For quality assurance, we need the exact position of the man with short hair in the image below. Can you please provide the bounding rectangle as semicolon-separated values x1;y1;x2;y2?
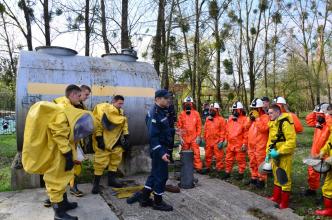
266;104;296;209
261;97;270;114
75;85;91;110
139;89;173;211
54;84;82;107
91;95;130;193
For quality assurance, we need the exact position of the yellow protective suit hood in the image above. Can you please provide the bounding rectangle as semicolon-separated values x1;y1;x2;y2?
22;101;94;174
92;103;129;150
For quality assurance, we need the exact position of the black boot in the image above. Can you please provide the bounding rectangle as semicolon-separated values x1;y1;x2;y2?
153;194;173;211
53;201;78;220
255;180;265;189
107;171;123;188
63;193;78;211
91;175;101;194
127;191;143;204
44;198;51;207
139;188;153;207
235;173;244;180
70;183;83;197
244;178;257;186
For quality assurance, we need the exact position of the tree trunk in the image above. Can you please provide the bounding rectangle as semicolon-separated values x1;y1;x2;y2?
101;0;110;53
153;0;165;77
215;18;221;105
176;0;192;83
43;0;50;46
85;0;90;56
21;0;33;50
121;0;130;49
162;0;175;90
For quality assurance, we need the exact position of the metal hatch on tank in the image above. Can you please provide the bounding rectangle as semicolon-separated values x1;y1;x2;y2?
14;46;160;190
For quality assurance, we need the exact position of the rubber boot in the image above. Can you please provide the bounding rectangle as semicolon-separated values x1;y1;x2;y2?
70;183;83;197
139;187;153;207
108;171;123;188
315;197;332;216
63;193;78;211
268;185;282;203
255;180;265;189
278;191;290;209
244;179;257;186
53;201;78;220
153;194;173;212
44;198;51;208
235;173;244;180
91;175;101;194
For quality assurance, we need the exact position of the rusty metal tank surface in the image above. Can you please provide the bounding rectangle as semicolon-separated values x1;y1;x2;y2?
16;47;159;151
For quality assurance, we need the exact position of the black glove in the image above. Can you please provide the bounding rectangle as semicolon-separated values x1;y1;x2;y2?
96;136;105;150
63;150;74;171
121;134;130;151
317;116;325;124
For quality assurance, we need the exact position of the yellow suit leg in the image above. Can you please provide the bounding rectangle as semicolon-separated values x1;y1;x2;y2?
323;171;332;199
94;148;112;175
108;146;124;172
272;155;292;192
43;150;74;203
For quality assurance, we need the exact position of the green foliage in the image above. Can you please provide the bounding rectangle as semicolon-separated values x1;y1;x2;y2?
223;59;233;75
0;3;5;13
272;11;282;24
258;0;269;11
223;82;230;90
250;27;257;35
209;0;219;20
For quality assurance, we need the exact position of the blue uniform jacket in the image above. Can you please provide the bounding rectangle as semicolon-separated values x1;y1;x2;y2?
146;104;174;158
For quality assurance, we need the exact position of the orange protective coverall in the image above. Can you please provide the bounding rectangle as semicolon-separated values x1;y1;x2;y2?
203;115;227;171
247;113;269;181
177;109;203;170
278;105;303;134
225;114;248;174
306;112;330;190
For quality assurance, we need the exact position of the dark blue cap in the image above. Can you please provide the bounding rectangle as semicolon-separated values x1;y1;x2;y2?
155;89;171;98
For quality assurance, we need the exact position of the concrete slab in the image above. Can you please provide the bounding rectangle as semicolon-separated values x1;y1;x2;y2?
101;174;303;220
0;184;119;220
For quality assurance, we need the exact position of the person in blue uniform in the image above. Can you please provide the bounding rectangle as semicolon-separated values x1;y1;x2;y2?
139;89;173;211
166;92;177;163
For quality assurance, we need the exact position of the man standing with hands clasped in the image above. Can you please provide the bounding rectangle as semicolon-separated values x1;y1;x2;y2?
140;89;174;212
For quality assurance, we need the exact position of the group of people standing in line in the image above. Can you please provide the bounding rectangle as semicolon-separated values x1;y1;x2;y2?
21;84;332;219
144;91;332;217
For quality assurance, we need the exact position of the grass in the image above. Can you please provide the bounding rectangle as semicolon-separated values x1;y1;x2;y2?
0;134;17;191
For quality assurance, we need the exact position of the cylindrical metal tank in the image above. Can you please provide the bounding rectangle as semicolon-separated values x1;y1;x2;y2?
14;47;159;186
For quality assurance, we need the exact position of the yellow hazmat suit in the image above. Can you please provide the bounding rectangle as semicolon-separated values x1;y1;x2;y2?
53;96;73;107
320;139;332;199
93;103;129;175
266;113;296;192
22;101;94;203
54;96;83;181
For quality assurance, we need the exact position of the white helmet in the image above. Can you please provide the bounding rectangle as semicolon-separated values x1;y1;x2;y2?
250;98;264;108
319;103;329;114
210;102;220;109
232;101;244;109
184;96;193;103
274;96;287;104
